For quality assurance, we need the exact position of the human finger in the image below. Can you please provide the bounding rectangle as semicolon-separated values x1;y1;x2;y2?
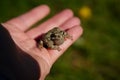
26;9;73;39
60;17;81;30
6;5;50;31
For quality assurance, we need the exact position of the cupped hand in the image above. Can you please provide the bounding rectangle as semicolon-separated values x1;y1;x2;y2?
2;5;83;80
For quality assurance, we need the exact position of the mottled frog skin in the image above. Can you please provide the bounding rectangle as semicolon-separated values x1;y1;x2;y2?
39;27;72;51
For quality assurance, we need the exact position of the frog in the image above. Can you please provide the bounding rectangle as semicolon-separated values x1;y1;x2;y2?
38;27;72;51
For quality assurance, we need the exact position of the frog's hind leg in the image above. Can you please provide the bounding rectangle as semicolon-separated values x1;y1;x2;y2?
51;45;61;51
65;33;73;40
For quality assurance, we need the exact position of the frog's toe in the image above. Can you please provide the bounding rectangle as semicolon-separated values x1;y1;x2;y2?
57;47;61;51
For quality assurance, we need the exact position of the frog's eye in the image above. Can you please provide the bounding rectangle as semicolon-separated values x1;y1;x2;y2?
60;31;64;34
54;27;59;31
63;32;67;35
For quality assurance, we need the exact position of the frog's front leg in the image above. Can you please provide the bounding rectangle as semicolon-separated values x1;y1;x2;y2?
47;43;61;51
45;41;61;51
51;45;61;51
38;40;44;48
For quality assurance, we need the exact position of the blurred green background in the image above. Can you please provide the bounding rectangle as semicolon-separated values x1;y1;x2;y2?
0;0;120;80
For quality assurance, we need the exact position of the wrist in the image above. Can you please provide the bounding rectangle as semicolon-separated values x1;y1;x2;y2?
0;24;40;80
33;56;51;80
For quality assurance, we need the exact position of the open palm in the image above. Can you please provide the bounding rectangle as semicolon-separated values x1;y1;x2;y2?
2;5;83;80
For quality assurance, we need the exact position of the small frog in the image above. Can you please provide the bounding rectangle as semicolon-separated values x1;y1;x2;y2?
38;27;72;51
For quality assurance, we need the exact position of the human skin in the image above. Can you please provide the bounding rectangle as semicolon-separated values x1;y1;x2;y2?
2;5;83;80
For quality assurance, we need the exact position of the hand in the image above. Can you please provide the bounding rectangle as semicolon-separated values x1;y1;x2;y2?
2;5;83;80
